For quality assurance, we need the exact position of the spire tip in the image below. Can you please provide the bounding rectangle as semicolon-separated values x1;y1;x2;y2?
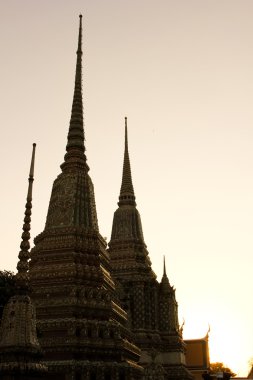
163;255;167;276
62;11;86;169
119;117;135;205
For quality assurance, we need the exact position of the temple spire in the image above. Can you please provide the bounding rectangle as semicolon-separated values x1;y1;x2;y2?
63;14;87;168
16;143;36;293
0;142;47;378
163;255;166;276
119;117;136;206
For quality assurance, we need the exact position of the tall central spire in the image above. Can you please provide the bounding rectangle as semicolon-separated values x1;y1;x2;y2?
63;14;87;169
44;14;98;231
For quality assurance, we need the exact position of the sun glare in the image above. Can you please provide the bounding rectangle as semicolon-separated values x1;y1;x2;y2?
183;308;250;377
208;314;250;376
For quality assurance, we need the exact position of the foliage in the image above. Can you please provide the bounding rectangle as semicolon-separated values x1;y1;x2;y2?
210;362;236;377
248;358;253;378
0;270;16;319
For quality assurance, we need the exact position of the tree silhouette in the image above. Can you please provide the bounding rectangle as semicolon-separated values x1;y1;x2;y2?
0;270;16;319
210;362;236;378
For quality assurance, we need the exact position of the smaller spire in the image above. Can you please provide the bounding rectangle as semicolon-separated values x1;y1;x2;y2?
160;255;171;291
0;143;47;377
119;117;136;206
16;143;36;293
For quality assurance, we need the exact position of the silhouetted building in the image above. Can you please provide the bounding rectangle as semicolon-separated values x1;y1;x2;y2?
0;15;210;380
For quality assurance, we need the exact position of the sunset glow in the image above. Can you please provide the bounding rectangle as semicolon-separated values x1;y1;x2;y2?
1;1;253;376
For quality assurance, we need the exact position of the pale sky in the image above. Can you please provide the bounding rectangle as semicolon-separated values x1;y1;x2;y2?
0;0;253;376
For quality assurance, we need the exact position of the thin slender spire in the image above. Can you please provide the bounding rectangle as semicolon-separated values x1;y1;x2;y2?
119;117;136;206
0;143;48;376
16;143;36;294
63;14;87;168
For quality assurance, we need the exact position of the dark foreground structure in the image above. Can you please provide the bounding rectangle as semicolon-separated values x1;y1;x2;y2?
0;16;208;380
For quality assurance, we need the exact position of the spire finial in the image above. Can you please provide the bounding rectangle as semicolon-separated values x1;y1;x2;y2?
77;14;82;53
163;255;166;276
62;15;87;169
119;117;136;206
16;143;36;293
125;116;128;150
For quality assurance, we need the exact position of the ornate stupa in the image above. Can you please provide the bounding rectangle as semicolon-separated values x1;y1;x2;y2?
0;144;47;379
108;118;193;380
29;15;143;380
